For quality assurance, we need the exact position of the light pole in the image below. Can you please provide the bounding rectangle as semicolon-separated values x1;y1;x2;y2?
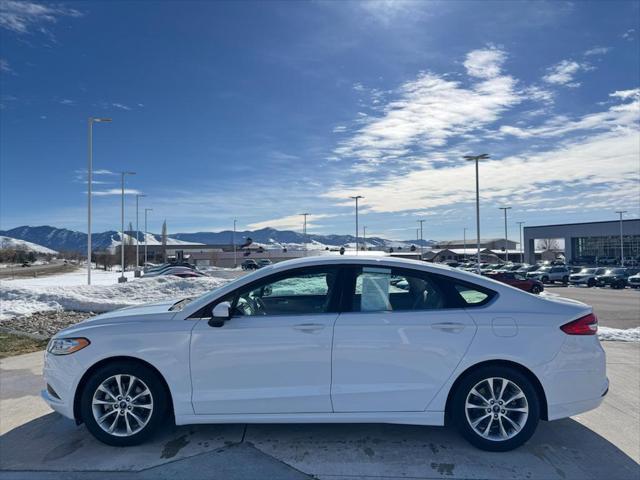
463;227;467;260
300;213;309;255
463;154;489;273
233;219;237;268
350;196;364;254
516;221;525;263
144;208;152;267
119;171;136;283
87;117;111;285
135;193;146;276
616;211;627;266
417;220;425;259
499;206;512;262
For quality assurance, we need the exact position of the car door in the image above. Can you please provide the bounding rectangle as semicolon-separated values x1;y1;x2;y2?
331;266;481;412
190;265;342;415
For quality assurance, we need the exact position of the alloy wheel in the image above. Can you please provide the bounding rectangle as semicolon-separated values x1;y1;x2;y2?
91;374;154;437
464;377;529;442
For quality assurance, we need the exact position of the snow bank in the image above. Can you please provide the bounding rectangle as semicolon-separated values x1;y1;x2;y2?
0;275;231;321
598;326;640;342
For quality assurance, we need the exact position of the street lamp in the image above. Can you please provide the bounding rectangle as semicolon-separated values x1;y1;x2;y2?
499;206;512;262
463;227;467;260
463;153;489;273
300;213;309;255
417;219;425;259
350;196;364;254
135;193;146;276
516;221;525;263
616;211;627;266
144;208;153;267
87;116;112;285
233;219;237;268
119;171;136;283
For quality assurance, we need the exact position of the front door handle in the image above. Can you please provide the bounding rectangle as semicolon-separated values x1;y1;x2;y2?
431;322;465;332
293;323;324;332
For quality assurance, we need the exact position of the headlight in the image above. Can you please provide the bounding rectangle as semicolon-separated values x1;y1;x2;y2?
47;337;90;355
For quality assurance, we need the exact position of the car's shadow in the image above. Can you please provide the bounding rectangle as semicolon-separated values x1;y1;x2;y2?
1;413;638;479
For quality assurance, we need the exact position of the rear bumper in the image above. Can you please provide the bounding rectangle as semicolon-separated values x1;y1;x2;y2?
547;377;609;421
538;336;608;421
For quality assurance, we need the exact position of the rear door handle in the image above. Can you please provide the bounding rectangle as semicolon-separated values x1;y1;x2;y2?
432;322;465;332
293;323;324;332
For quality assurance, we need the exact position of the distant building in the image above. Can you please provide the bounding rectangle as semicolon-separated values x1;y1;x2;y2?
524;219;640;265
433;238;518;251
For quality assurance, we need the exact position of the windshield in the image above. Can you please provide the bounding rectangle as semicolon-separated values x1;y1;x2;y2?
538;267;551;272
607;269;626;275
580;268;596;274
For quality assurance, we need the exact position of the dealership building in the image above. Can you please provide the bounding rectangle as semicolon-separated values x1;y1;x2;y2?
523;219;640;265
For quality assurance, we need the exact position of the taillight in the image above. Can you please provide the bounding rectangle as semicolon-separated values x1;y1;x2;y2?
560;313;598;335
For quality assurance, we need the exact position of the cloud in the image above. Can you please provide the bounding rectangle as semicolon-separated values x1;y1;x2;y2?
499;91;639;138
323;90;639;216
584;46;610;56
92;188;142;197
622;29;635;41
542;60;588;87
463;46;507;79
0;0;82;34
247;213;335;231
610;88;640;100
112;102;131;111
332;47;520;170
0;58;12;73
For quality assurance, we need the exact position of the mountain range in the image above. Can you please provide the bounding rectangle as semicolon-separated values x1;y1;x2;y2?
0;225;434;254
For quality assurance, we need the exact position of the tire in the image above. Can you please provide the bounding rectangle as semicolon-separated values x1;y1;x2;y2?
587;278;595;288
451;365;540;452
530;285;541;294
541;276;549;284
80;360;169;446
562;276;569;285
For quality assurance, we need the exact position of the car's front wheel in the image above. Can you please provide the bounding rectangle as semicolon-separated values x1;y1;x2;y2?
80;361;169;446
452;366;540;452
530;285;542;294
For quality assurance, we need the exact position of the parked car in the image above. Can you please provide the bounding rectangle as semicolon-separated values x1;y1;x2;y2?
595;268;629;289
628;273;640;289
569;268;607;287
42;256;607;452
485;272;544;294
241;259;259;270
527;266;570;284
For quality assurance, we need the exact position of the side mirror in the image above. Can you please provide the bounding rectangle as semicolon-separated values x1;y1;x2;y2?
208;301;231;328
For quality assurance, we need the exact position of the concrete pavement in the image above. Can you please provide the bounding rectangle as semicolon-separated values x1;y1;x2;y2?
1;343;638;479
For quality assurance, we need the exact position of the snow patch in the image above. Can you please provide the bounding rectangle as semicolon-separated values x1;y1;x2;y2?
0;275;230;320
0;236;58;255
598;326;640;342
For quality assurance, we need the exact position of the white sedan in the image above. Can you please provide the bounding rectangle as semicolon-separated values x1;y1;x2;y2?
42;256;608;451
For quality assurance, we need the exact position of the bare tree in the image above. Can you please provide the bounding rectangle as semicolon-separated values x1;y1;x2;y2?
537;238;560;251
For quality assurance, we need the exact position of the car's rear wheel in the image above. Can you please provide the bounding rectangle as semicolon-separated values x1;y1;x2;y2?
530;285;542;294
80;361;169;446
452;366;540;452
587;278;595;287
541;276;549;283
562;276;569;285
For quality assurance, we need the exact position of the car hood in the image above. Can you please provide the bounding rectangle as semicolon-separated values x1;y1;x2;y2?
80;299;181;324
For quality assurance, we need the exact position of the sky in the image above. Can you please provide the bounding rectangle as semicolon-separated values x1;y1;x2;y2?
1;0;639;241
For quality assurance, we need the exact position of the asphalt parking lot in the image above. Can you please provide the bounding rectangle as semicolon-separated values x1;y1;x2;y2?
543;285;640;329
0;340;638;480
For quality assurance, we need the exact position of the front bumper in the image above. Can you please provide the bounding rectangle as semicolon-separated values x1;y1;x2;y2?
41;351;85;421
